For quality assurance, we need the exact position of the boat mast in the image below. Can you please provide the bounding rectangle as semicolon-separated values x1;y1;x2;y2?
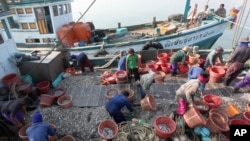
183;0;191;23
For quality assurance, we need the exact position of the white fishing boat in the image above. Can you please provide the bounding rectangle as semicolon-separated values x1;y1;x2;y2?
0;0;240;57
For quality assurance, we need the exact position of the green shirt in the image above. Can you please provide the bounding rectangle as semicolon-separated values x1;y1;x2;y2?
170;50;186;64
126;54;138;69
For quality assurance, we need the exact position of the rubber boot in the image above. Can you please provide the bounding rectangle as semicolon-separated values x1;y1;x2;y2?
176;100;187;115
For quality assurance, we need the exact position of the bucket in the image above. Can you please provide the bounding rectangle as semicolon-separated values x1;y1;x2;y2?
160;63;171;73
203;94;222;109
115;70;127;81
98;119;118;140
57;95;73;108
209;109;229;123
157;53;168;63
105;75;116;84
206;112;229;133
50;87;66;100
105;88;119;100
60;135;75;141
154;71;166;82
40;94;54;107
65;67;76;76
101;70;112;79
36;81;50;93
194;100;209;113
17;82;31;95
246;103;250;111
154;116;176;139
189;54;200;64
115;78;128;84
243;111;250;123
119;88;134;102
209;66;225;83
147;64;159;72
223;103;241;118
139;64;148;74
18;124;31;141
222;119;249;138
140;94;156;110
178;64;188;74
183;107;207;128
2;73;20;88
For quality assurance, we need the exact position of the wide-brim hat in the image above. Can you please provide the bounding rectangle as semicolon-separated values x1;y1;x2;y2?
182;46;189;51
240;37;250;43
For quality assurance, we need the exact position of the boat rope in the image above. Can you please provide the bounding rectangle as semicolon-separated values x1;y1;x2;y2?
232;0;248;49
93;54;120;69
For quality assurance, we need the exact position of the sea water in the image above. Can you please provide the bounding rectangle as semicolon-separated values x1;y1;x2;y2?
72;0;250;50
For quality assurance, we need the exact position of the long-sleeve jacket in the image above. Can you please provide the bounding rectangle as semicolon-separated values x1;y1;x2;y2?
206;50;223;66
188;66;203;79
140;70;155;93
170;50;186;64
105;94;133;114
26;122;56;141
176;79;203;103
118;55;127;71
228;46;250;64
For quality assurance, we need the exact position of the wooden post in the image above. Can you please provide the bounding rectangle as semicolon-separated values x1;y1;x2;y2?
152;17;157;28
118;22;121;28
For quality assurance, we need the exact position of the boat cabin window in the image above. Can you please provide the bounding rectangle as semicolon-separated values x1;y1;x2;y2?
10;9;16;14
58;5;63;15
25;38;40;43
68;4;72;13
0;23;3;29
0;34;4;44
21;23;28;29
17;8;24;14
53;6;59;16
25;8;33;14
63;4;68;14
29;23;36;29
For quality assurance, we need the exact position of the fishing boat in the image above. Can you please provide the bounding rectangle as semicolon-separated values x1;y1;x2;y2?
1;0;240;57
0;10;20;87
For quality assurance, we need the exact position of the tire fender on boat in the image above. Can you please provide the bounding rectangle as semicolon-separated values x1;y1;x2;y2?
142;41;163;50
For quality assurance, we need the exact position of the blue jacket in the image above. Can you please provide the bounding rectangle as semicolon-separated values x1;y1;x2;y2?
188;66;203;80
105;94;133;114
26;122;56;141
118;56;127;71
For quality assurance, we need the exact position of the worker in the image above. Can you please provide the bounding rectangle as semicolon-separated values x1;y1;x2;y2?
170;46;189;76
105;91;133;123
118;51;127;71
197;5;209;21
175;71;209;115
224;37;250;86
215;4;226;18
126;48;140;83
26;111;56;141
138;69;156;99
232;69;250;93
70;52;94;72
188;63;203;80
1;96;33;128
203;46;224;70
187;3;198;26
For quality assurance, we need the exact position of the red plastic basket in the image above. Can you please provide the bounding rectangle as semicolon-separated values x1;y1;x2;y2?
154;116;176;139
98;119;118;140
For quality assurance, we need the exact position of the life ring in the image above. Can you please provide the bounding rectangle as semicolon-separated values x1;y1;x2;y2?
142;41;163;50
